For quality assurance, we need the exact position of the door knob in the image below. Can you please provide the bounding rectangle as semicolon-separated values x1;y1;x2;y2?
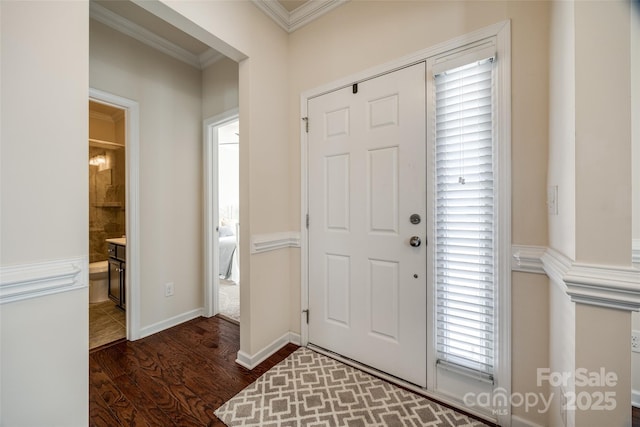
409;236;421;247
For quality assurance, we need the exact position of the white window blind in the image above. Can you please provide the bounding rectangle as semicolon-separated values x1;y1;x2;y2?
434;56;496;380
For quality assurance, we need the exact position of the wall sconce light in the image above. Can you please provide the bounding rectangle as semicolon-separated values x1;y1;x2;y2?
89;154;106;166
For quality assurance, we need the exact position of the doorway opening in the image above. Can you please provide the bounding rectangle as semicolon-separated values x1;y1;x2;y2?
89;88;141;344
88;100;127;350
204;110;240;322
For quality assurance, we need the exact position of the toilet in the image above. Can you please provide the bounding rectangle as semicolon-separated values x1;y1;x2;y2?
89;260;109;303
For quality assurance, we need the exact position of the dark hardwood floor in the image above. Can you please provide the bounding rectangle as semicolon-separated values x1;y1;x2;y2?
90;316;640;426
89;315;298;426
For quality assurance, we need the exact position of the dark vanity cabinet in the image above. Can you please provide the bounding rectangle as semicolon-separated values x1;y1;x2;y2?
108;242;126;310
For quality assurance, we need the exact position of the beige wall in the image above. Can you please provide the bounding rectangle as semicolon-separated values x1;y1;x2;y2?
287;2;551;423
512;273;550;426
574;0;631;266
633;0;640;403
633;5;640;243
202;57;239;120
90;20;204;328
0;1;89;425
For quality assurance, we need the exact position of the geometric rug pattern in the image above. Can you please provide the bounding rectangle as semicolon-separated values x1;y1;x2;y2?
215;347;489;427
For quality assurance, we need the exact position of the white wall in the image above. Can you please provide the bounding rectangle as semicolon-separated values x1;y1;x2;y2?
548;0;576;261
90;20;204;329
547;5;577;426
287;2;551;425
0;1;89;425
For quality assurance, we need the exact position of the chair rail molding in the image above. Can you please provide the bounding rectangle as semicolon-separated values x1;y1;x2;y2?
0;256;88;304
513;245;640;310
511;244;546;274
250;232;300;254
563;262;640;311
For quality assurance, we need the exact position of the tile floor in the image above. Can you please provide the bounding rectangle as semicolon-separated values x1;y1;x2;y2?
89;300;125;350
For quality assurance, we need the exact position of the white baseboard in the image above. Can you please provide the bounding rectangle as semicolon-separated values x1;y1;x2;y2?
236;331;300;370
633;389;640;408
138;307;203;339
511;415;545;427
0;256;88;304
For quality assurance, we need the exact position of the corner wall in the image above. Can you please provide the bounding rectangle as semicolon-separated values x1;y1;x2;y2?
547;1;635;425
141;0;293;358
0;2;89;425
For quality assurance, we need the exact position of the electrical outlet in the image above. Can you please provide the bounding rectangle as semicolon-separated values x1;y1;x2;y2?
633;330;640;353
165;282;174;297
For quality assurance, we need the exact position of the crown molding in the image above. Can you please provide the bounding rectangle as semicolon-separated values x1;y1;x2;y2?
252;0;348;33
90;2;221;70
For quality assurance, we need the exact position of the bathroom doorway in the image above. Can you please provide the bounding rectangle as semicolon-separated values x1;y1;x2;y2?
88;100;127;350
204;110;240;322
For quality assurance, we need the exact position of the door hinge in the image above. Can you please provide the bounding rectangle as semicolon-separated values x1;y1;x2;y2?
302;309;309;324
302;117;309;133
306;214;309;229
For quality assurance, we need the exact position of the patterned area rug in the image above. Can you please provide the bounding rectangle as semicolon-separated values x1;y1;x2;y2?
215;347;488;427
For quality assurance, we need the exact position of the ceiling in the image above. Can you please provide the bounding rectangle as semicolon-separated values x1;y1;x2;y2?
279;1;309;12
94;0;211;56
89;0;345;70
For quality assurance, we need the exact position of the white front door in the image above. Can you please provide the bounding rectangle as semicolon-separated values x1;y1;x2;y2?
307;63;427;387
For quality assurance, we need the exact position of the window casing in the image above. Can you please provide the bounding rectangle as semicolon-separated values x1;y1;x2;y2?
434;57;496;380
426;29;510;423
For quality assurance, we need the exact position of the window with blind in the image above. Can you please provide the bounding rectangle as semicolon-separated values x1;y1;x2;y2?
434;56;496;380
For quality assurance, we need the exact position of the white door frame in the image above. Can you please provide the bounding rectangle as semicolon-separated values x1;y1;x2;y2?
300;20;511;425
89;88;141;340
203;108;239;318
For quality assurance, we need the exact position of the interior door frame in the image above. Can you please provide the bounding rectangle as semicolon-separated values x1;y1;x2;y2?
300;20;511;425
89;88;141;340
203;108;239;318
